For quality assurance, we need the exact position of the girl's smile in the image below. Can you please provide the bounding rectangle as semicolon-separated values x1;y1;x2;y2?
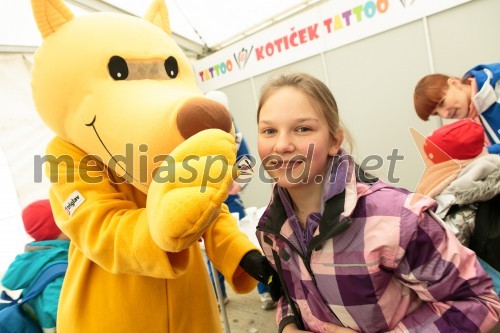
266;157;305;170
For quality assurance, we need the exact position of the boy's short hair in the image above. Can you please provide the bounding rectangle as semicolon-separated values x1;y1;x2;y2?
22;199;61;241
413;74;449;120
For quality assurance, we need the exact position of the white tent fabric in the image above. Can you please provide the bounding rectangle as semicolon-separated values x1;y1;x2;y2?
0;147;31;278
104;0;310;48
0;0;311;56
0;54;53;274
0;54;53;208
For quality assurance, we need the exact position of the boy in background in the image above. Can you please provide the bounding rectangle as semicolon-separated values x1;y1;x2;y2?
2;199;69;332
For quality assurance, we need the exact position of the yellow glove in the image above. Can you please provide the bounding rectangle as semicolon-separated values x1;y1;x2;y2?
146;129;237;252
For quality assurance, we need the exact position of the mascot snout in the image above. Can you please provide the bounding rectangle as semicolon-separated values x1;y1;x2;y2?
177;98;233;139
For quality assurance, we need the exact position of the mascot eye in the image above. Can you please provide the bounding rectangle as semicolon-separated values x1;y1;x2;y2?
164;56;179;79
108;56;129;80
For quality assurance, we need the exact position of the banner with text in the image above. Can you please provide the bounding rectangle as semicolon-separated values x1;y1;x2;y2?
192;0;470;91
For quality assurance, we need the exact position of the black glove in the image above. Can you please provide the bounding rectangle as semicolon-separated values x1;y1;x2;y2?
239;250;282;302
266;261;282;302
239;250;269;283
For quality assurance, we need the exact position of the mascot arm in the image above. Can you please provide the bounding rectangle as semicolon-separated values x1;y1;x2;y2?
203;205;258;294
46;138;189;278
147;129;238;253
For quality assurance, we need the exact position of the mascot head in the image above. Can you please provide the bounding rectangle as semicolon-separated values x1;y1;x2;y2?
31;0;232;193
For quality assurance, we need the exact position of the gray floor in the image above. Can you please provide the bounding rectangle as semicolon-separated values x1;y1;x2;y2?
222;283;278;333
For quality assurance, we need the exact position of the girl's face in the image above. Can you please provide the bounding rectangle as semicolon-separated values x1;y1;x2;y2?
433;79;471;119
258;87;341;190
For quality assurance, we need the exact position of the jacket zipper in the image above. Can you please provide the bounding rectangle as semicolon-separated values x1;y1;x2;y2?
257;226;340;323
257;226;316;282
257;226;306;261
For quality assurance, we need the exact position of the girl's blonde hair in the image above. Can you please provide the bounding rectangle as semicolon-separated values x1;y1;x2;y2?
257;72;352;151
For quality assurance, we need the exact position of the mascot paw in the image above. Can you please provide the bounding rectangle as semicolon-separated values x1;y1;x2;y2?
147;129;237;252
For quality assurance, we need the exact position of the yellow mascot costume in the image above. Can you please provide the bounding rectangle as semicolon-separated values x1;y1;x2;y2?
30;0;259;331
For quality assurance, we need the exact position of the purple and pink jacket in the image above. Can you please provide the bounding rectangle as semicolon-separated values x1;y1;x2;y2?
256;154;500;333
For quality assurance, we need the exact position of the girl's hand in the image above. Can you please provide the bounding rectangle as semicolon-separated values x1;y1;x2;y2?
323;323;357;333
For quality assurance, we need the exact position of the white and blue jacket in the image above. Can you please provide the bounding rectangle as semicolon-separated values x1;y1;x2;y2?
464;63;500;152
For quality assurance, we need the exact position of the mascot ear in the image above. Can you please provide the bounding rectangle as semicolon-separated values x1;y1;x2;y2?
31;0;74;39
145;0;172;35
